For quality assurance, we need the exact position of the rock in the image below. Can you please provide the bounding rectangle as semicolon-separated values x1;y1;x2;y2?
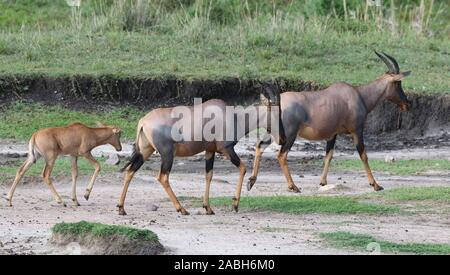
106;153;120;165
384;155;395;163
318;184;349;192
149;204;158;211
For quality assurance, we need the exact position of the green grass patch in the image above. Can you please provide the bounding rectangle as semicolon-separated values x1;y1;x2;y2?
0;156;117;183
52;221;159;242
375;187;450;202
321;231;450;255
331;159;450;175
209;196;399;215
0;102;144;140
0;1;448;92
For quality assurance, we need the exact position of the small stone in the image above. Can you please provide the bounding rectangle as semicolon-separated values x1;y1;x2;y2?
106;153;120;165
318;184;349;192
384;155;395;163
150;204;158;211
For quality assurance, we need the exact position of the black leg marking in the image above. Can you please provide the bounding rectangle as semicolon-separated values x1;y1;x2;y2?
326;135;337;154
160;153;174;175
205;152;215;173
280;134;296;154
225;146;241;168
355;135;365;156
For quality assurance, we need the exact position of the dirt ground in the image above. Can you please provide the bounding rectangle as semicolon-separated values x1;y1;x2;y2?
0;138;449;255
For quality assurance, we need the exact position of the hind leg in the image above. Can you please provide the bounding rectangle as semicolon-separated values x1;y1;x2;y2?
42;156;66;206
157;146;189;215
248;134;272;191
7;156;36;206
224;146;246;213
118;146;155;215
71;157;80;206
203;151;215;215
83;153;101;201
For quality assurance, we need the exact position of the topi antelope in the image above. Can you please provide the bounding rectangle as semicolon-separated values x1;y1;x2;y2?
247;51;411;192
7;122;122;207
118;97;281;216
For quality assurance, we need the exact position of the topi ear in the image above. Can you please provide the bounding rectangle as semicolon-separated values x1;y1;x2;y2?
96;121;106;128
391;71;411;81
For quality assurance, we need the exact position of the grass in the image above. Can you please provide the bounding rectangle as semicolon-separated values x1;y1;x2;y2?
209;195;399;215
321;231;450;254
52;221;159;242
331;159;450;175
0;102;144;140
0;1;448;93
373;187;450;202
0;156;118;183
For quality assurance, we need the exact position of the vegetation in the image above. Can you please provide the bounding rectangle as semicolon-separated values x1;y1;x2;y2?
373;186;450;202
321;231;450;254
0;0;448;92
209;195;399;215
330;159;450;175
52;221;159;242
0;102;143;140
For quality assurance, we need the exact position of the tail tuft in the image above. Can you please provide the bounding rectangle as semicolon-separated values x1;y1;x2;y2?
120;145;144;172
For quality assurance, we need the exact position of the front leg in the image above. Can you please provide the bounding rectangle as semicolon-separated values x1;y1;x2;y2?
71;157;80;206
277;136;301;193
352;130;384;191
203;151;215;215
83;153;101;201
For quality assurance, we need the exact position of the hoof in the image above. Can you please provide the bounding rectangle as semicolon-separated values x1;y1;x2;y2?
247;176;257;191
179;208;190;215
319;181;327;186
84;194;90;201
288;185;301;193
72;199;81;206
60;202;67;207
232;204;239;213
118;207;127;216
203;205;215;215
374;185;384;191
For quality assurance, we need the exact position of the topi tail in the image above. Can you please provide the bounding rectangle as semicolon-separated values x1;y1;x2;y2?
120;123;145;172
120;144;144;172
28;134;39;163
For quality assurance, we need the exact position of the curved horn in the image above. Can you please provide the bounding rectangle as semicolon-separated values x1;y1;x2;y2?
374;50;399;74
381;51;400;74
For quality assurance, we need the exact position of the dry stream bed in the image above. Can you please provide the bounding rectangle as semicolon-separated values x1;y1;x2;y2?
0;139;449;255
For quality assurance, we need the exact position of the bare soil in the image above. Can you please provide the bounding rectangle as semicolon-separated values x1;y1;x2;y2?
0;139;449;255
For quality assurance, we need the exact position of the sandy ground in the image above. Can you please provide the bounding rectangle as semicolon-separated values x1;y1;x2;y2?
0;138;449;255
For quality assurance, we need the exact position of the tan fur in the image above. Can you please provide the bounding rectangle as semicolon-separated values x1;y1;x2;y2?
7;122;122;207
117;99;250;215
